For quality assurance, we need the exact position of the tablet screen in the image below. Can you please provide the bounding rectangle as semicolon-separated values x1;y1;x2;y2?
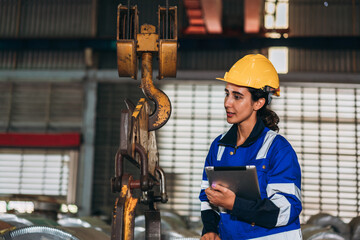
205;165;261;200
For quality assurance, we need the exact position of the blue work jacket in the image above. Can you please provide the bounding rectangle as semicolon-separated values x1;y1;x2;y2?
199;120;302;240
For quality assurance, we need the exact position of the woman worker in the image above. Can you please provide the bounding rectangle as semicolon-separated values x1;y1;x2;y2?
199;54;302;240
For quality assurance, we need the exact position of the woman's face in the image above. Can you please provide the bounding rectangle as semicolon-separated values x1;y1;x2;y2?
224;83;262;125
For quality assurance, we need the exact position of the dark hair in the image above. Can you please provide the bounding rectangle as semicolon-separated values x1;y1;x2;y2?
248;87;279;132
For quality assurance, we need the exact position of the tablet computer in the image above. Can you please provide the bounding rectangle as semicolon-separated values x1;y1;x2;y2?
205;165;261;200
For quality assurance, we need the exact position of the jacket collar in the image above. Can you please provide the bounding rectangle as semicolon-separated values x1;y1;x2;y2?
218;118;265;148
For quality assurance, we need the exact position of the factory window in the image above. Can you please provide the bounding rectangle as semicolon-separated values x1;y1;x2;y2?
264;0;288;29
0;149;78;206
0;82;83;133
0;82;83;213
269;47;288;74
272;85;360;223
264;0;289;38
157;83;230;218
157;82;360;223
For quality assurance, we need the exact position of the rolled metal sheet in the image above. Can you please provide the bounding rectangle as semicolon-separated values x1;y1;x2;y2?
306;213;350;240
301;224;324;236
57;217;111;237
57;218;92;228
0;214;33;228
349;216;360;240
2;226;79;240
303;228;346;240
57;227;110;240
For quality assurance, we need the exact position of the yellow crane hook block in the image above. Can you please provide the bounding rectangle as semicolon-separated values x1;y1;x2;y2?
116;4;138;79
158;6;178;79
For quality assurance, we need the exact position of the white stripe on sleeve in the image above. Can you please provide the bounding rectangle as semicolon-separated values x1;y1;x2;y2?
217;132;227;161
270;193;291;227
256;130;277;160
201;201;212;211
266;183;302;201
217;146;225;161
201;180;209;189
201;202;220;215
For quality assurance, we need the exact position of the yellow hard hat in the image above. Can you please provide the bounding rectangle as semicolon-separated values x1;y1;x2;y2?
216;54;280;96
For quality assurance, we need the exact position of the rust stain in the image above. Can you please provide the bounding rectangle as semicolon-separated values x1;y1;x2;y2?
123;197;138;240
121;185;128;196
122;184;138;240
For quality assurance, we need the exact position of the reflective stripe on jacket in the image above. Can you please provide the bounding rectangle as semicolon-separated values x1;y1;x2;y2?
199;124;302;240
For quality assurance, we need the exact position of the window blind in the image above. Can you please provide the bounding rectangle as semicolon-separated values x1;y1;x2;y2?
272;85;360;223
0;82;83;132
0;149;78;202
157;83;231;218
156;82;360;223
92;83;145;214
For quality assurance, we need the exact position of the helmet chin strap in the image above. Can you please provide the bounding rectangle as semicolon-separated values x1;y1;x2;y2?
267;92;273;105
263;86;274;105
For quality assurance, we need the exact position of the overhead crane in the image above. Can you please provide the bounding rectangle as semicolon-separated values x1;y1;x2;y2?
110;1;178;239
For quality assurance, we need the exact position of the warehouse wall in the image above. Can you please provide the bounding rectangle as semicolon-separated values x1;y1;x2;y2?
289;0;360;36
0;0;359;223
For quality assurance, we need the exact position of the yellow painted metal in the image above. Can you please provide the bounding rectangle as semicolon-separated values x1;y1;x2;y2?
158;40;177;79
129;98;147;165
122;185;138;240
116;9;176;127
116;41;137;79
111;183;138;240
116;4;138;41
141;24;156;34
113;3;177;240
157;6;178;40
129;98;159;175
137;34;159;52
137;24;159;52
116;4;138;79
141;53;171;131
131;98;146;119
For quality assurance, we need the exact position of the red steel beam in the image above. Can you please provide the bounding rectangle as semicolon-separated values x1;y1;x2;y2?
184;26;207;34
183;0;201;9
244;0;261;33
0;133;81;148
201;0;223;34
189;18;205;25
186;9;203;18
184;0;207;35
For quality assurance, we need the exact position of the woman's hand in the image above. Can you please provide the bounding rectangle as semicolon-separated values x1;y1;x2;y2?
205;184;236;210
200;232;221;240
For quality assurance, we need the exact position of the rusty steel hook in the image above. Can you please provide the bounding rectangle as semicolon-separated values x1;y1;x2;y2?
155;166;168;203
141;52;172;131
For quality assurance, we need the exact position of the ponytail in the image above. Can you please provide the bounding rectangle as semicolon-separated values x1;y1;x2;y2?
248;87;280;132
